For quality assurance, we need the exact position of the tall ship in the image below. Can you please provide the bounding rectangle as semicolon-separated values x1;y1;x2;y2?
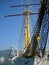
0;0;49;65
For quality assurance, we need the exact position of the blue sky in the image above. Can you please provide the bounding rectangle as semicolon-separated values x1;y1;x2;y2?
0;0;49;51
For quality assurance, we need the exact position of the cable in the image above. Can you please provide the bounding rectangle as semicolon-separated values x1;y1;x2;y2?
17;16;25;50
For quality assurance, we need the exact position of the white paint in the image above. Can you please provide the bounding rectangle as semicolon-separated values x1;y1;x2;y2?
0;57;5;63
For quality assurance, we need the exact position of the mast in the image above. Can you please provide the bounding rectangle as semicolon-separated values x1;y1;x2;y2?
24;0;32;50
4;0;39;57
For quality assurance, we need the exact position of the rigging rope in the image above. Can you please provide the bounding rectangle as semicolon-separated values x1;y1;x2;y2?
17;16;25;50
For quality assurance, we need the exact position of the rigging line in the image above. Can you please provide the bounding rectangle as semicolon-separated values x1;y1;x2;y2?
30;16;37;38
17;16;25;47
30;5;40;13
31;3;42;38
31;24;35;38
